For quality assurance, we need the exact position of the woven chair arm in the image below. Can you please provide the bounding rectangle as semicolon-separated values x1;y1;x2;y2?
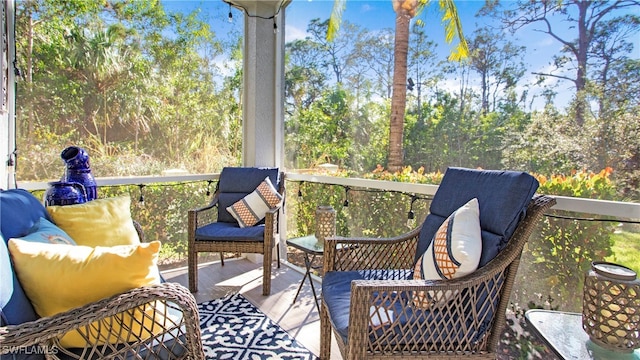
0;283;204;359
264;205;281;221
188;196;220;230
324;226;422;273
351;274;503;299
189;194;219;215
264;205;281;242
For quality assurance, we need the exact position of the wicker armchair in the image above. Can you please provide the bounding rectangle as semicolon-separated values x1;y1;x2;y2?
0;282;205;359
320;168;556;359
188;167;285;296
0;190;204;360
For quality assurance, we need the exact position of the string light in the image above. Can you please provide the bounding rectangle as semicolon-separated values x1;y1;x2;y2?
223;0;285;36
206;180;213;196
343;186;350;207
138;184;145;205
407;194;418;220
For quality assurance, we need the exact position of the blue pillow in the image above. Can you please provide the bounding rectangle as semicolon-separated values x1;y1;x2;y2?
0;190;44;327
0;234;13;312
14;218;76;245
0;234;39;327
0;189;51;240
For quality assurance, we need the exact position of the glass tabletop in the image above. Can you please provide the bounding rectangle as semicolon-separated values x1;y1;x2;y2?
525;309;640;360
286;235;324;255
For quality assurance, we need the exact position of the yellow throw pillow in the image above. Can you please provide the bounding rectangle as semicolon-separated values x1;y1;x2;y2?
8;239;164;348
47;196;140;247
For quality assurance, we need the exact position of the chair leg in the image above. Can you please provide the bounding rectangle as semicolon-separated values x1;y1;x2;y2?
188;249;198;293
262;249;273;296
276;241;281;269
320;300;331;359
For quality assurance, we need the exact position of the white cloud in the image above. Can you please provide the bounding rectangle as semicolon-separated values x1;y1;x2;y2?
360;4;373;13
535;37;556;48
438;77;461;95
285;24;308;43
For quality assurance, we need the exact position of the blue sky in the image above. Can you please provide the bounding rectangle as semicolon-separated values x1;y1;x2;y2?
163;0;639;111
285;0;487;45
283;0;571;109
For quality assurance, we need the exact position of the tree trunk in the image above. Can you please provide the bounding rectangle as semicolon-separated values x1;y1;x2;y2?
574;0;590;127
387;6;412;173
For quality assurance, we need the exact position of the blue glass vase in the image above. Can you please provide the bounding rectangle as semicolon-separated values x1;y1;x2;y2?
43;181;87;206
60;146;97;201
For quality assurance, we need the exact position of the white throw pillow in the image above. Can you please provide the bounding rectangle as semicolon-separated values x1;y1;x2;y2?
226;177;283;228
412;198;482;308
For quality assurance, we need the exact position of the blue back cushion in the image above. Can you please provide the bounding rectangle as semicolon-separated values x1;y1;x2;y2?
0;189;45;326
216;167;280;223
1;189;51;239
416;168;539;267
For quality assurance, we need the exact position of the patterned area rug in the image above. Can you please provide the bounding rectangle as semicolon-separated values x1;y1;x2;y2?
198;294;317;359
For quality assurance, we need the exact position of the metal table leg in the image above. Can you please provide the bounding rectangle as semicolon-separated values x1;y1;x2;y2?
291;252;320;312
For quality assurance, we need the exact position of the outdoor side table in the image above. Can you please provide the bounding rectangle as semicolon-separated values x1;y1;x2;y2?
525;309;640;360
286;235;323;311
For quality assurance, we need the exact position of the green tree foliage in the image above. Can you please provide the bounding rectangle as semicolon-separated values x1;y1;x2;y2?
468;26;526;116
17;0;638;203
285;86;354;169
502;109;582;174
15;0;241;180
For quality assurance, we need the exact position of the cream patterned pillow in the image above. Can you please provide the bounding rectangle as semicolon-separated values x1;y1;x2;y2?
227;177;283;228
413;198;482;308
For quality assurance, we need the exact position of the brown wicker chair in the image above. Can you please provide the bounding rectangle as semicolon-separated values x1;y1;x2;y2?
0;214;204;360
0;282;205;359
320;168;556;359
188;167;285;296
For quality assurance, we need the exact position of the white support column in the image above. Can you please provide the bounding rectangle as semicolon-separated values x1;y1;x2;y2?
230;0;289;264
237;0;287;169
0;0;16;189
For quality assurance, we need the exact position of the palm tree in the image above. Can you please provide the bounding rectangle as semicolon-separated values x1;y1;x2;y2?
64;24;131;147
329;0;467;172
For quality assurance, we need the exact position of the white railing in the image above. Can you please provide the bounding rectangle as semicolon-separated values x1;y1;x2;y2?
286;173;640;219
18;173;220;190
18;171;640;220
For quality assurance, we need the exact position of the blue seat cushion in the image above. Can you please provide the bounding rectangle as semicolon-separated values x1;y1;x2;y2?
195;222;265;242
322;271;361;340
216;167;280;224
322;270;412;341
416;167;539;267
322;270;490;346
